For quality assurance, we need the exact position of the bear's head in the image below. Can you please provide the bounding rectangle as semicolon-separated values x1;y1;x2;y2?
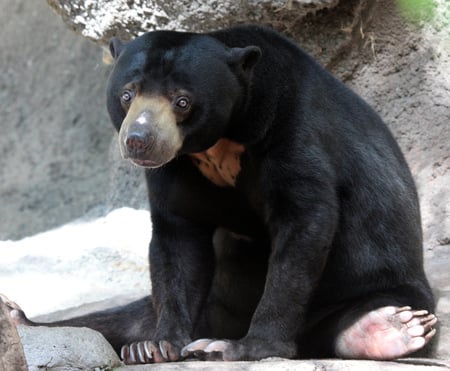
107;31;261;168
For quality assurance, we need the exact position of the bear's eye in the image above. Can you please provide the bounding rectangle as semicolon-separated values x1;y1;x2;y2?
175;96;190;110
120;89;135;105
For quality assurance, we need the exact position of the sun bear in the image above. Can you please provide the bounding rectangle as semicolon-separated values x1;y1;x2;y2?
4;25;437;364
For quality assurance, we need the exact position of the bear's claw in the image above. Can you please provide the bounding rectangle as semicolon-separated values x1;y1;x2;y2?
121;339;180;364
181;338;231;361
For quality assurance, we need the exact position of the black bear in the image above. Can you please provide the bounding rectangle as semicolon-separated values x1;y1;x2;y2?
4;25;437;364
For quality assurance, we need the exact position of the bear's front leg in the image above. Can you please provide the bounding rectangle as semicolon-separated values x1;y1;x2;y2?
121;213;215;365
182;173;339;361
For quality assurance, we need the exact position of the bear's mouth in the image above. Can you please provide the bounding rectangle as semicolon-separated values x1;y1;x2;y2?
124;140;177;168
130;158;162;168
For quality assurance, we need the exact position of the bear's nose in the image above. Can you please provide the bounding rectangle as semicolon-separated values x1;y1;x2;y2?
125;130;154;156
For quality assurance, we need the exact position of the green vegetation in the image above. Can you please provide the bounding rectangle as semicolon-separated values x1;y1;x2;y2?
396;0;438;23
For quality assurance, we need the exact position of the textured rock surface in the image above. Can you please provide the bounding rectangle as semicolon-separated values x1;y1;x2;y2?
0;0;148;241
46;0;339;45
17;325;121;371
0;298;28;371
114;359;450;370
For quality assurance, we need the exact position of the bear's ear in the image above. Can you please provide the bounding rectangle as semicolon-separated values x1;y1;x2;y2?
229;46;262;75
109;37;125;60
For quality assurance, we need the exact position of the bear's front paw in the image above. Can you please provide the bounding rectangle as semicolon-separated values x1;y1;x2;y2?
181;337;297;361
121;339;182;364
181;338;232;361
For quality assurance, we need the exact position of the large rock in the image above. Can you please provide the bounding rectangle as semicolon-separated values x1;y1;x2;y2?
0;0;149;241
0;298;28;371
46;0;339;46
17;325;121;371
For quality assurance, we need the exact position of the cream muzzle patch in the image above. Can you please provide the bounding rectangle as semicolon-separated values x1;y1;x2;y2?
119;95;183;168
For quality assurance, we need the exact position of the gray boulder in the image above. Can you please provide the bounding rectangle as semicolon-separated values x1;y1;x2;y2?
46;0;339;45
17;325;121;371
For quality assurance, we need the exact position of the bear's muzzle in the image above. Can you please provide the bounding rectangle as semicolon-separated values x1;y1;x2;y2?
119;95;183;168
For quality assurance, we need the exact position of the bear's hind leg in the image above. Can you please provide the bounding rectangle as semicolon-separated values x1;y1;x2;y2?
335;305;437;360
302;285;437;360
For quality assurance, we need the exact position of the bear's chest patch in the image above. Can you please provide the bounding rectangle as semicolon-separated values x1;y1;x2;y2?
190;139;245;187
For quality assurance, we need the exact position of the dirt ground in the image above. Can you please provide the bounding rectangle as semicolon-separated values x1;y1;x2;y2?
0;0;448;361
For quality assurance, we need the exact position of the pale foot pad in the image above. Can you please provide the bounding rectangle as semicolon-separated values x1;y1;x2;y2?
335;306;437;360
